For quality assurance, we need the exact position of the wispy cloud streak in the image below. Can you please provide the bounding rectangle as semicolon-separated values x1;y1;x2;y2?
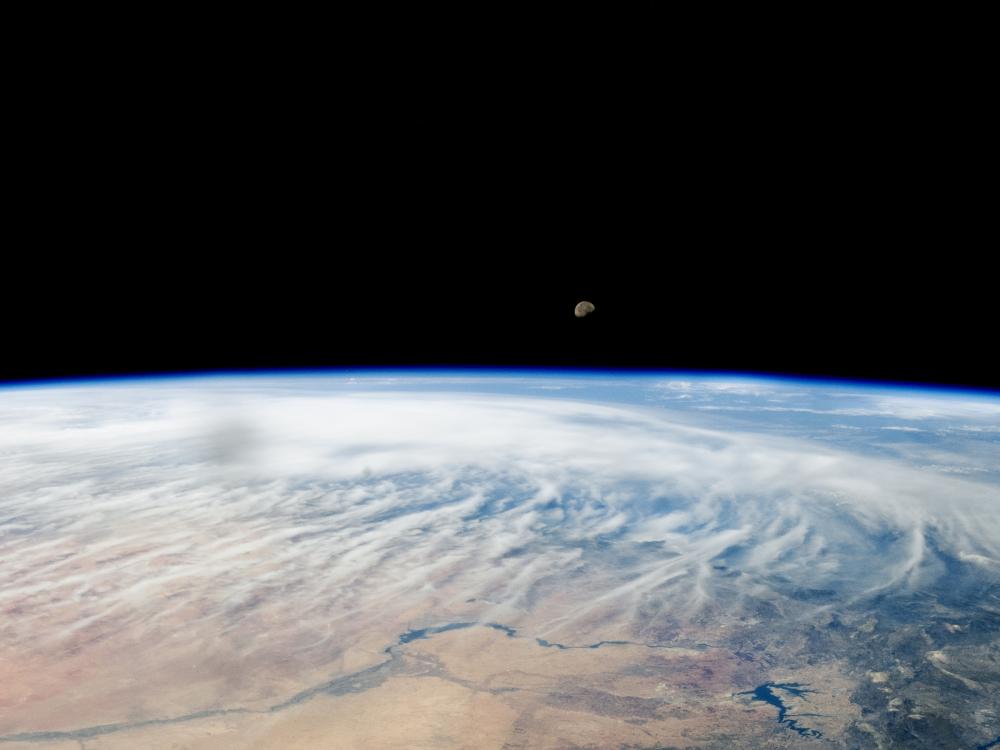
0;379;998;731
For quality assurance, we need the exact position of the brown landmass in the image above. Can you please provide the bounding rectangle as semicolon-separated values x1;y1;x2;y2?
1;620;860;750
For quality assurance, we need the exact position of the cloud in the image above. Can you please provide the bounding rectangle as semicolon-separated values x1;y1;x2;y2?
0;380;998;691
652;379;1000;424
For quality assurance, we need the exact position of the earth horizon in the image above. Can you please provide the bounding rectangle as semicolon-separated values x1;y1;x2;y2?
1;371;998;749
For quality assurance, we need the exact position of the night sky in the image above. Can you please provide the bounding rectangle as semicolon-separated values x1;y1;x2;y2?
3;220;994;390
5;55;992;391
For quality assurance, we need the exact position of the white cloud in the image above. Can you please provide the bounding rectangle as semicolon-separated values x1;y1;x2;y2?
0;379;998;668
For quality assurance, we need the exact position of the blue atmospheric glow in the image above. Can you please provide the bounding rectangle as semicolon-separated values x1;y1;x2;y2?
0;366;998;398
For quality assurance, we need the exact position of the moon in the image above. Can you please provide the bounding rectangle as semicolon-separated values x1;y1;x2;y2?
574;300;595;318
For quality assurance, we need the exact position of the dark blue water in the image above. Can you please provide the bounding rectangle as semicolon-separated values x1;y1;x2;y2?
536;637;631;650
736;682;823;738
388;622;476;651
486;623;518;637
536;638;566;649
977;736;1000;750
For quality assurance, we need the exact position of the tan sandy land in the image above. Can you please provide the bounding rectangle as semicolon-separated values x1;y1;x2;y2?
0;545;863;750
23;677;516;750
0;529;485;736
0;626;860;750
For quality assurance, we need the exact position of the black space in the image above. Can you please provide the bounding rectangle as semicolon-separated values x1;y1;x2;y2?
4;233;994;389
5;41;994;391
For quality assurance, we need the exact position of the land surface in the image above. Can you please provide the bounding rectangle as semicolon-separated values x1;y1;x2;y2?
1;375;998;748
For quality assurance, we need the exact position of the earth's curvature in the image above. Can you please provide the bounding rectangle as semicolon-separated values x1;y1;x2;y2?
1;372;998;749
